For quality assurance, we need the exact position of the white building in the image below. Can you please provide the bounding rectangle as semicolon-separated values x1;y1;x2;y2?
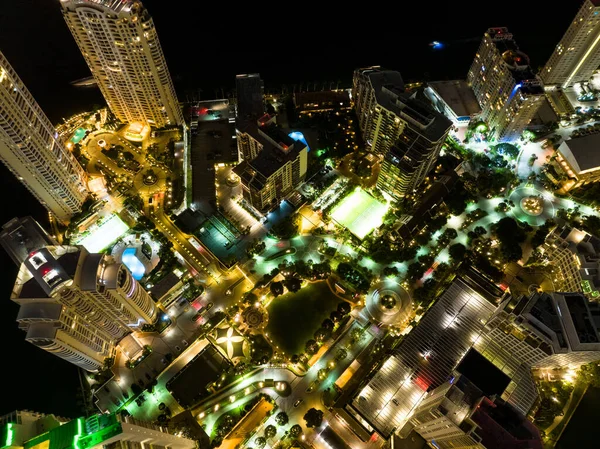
60;0;183;128
541;0;600;88
3;217;157;371
468;28;545;142
0;51;88;223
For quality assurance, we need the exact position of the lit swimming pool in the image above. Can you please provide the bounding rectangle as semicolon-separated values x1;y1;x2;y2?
122;248;145;280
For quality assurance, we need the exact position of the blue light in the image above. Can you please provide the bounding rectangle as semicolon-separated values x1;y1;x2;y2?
288;131;310;151
122;248;146;280
507;83;522;103
431;41;444;50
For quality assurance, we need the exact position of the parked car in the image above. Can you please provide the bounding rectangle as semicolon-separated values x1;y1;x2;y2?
294;399;303;407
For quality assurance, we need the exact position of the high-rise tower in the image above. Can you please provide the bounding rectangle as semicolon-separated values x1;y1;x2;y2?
541;0;600;88
0;51;88;223
468;28;545;142
3;217;157;371
236;74;265;119
60;0;183;128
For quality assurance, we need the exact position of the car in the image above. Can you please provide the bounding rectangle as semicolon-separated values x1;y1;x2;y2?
206;302;214;311
182;340;188;347
145;373;152;381
293;399;303;407
175;345;181;352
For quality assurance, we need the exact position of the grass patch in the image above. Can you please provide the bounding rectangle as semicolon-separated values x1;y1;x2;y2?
266;281;339;355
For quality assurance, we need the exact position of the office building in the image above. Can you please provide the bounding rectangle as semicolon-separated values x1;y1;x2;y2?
474;291;600;415
294;90;351;113
4;217;157;371
424;80;481;127
468;28;545;141
553;133;600;189
402;375;542;449
543;226;600;298
540;0;600;87
233;120;308;213
236;74;264;119
60;0;183;128
0;412;196;449
0;51;88;223
350;275;505;437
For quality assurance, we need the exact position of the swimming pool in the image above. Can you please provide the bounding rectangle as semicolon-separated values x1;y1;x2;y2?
122;248;145;280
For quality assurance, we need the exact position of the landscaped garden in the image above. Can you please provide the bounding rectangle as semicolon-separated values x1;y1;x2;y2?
265;281;339;355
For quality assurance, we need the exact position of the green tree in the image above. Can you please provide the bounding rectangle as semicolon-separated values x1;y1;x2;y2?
305;339;318;355
449;243;467;262
337;302;351;315
275;411;289;426
407;262;425;281
264;425;277;439
270;281;284;297
289;424;302;439
303;408;324;428
255;437;266;448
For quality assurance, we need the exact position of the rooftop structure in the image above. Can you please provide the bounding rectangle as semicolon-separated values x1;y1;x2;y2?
0;51;88;222
555;133;600;188
468;28;545;141
234;120;307;213
0;217;58;266
351;275;504;437
60;0;183;128
424;80;481;126
540;0;600;87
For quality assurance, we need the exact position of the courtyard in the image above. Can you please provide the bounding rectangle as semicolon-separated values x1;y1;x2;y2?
265;281;340;355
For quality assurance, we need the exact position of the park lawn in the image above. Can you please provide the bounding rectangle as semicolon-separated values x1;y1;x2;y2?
266;281;339;355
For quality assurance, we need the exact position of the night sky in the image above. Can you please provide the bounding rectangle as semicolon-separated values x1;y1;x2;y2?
0;0;582;417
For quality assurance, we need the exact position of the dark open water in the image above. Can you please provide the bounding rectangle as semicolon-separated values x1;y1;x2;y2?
0;0;583;417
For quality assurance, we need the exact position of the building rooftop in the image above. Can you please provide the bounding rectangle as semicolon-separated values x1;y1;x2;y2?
427;80;481;118
60;0;136;13
234;121;307;181
471;397;543;449
0;217;57;266
365;69;452;142
558;133;600;173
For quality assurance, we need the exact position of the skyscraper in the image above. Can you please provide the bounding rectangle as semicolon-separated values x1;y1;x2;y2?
0;51;88;223
236;74;265;119
540;0;600;87
4;217;157;371
468;28;545;142
353;67;451;199
60;0;183;128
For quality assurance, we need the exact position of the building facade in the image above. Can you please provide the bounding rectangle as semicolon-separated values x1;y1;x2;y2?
236;74;264;119
60;0;183;128
0;412;196;449
354;67;451;199
468;28;545;142
540;0;600;87
553;133;600;189
543;226;600;298
403;376;542;449
234;121;307;213
474;291;600;415
0;51;88;223
4;217;157;371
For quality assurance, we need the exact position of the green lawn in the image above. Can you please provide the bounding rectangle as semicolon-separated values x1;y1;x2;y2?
266;281;339;355
330;188;387;240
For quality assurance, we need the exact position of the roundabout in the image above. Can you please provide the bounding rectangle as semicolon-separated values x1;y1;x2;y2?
365;279;412;327
508;184;556;226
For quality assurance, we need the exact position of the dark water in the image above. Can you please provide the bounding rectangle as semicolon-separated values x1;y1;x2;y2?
0;0;584;417
556;387;600;449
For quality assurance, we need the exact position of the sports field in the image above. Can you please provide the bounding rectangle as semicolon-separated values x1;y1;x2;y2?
73;214;129;253
331;188;387;239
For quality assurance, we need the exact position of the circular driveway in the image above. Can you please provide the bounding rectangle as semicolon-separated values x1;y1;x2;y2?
508;184;556;226
365;279;412;327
